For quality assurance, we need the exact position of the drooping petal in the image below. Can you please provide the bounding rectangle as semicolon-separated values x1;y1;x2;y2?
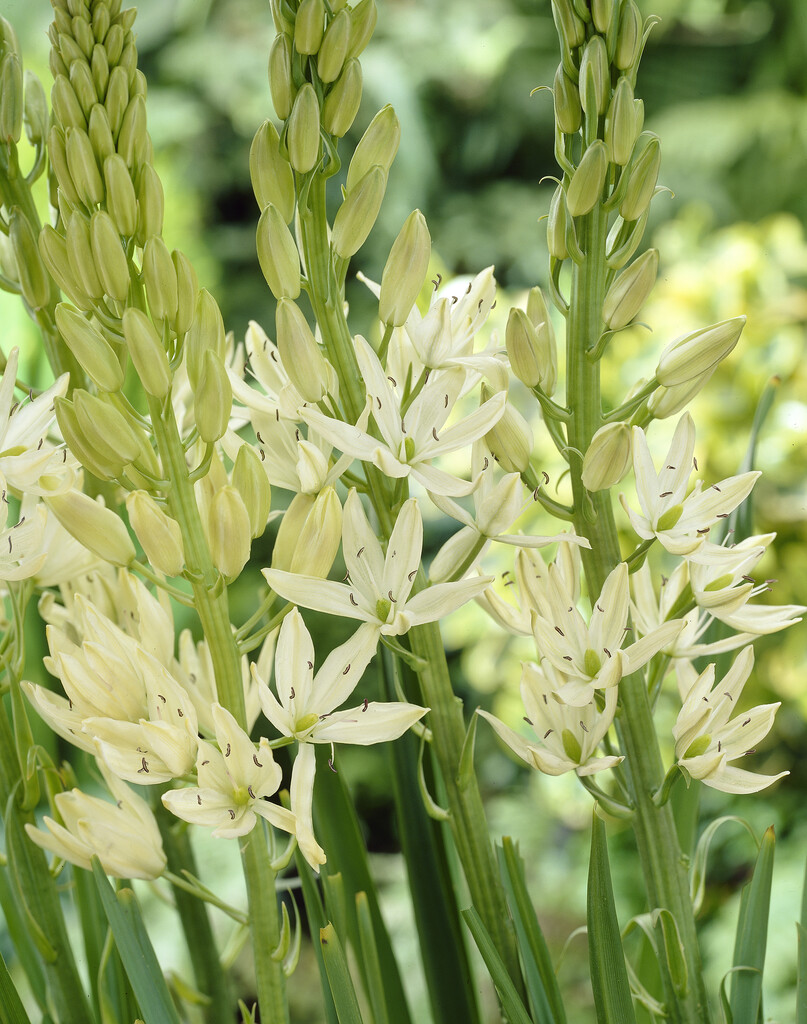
311;701;427;745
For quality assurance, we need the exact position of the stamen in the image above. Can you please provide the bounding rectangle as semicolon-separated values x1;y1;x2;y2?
362;698;369;711
253;755;262;767
342;663;351;674
554;626;564;636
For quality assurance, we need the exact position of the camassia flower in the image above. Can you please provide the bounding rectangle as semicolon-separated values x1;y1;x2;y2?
0;500;48;582
254;609;427;870
478;662;623;777
620;413;759;558
673;646;787;794
264;491;492;636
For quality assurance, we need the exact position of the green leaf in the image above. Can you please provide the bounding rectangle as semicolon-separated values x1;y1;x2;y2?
587;811;637;1024
0;948;32;1024
0;862;47;1013
90;859;181;1024
690;816;758;916
319;924;363;1024
798;852;807;1024
498;837;566;1024
356;892;390;1024
294;850;339;1024
461;908;533;1024
653;909;687;998
729;825;775;1024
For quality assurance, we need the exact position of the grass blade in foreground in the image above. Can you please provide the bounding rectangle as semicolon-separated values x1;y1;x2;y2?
0;949;32;1024
462;907;533;1024
320;924;363;1024
729;825;775;1024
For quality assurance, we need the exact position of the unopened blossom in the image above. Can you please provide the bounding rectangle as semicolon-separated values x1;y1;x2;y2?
304;335;506;496
673;646;788;794
161;703;297;843
620;414;759;557
264;491;493;636
255;609;426;870
25;761;166;879
478;661;623;777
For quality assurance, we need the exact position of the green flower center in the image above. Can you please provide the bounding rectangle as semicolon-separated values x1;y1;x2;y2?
584;647;601;677
295;712;319;735
682;734;711;759
657;503;684;531
703;573;733;592
404;436;416;463
561;729;582;763
375;597;392;622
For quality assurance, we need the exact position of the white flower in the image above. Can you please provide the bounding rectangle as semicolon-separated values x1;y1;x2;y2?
478;661;623;777
620;414;759;557
673;646;788;794
264;491;493;636
0;499;48;581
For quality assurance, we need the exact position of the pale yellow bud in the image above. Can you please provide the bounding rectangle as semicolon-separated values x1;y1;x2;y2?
65;126;104;207
321;57;362;137
331;165;386;259
87;103;115;166
104;64;128;137
117;94;147;171
52;74;87;131
506;308;545;389
256;204;301;299
269;34;295;121
346;0;378;60
185;289;226;390
73;389;142;466
90;210;130;301
379;210;431;326
566;140;608;217
615;0;641;71
55;396;124;480
648;370;716;420
0;52;23;142
581;422;632;491
91;44;110;99
605;77;636;166
47;490;135;566
126;491;185;577
135;163;164;245
345;104;400;191
55;302;124;392
287;83;321;174
547;184;570;260
209;486;251;580
9;209;50;311
39;224;88;308
249;120;295;222
656;317;745;387
551;0;585;50
22;69;48;147
525;287;558;396
232;444;272;539
294;0;325;56
194;350;232;444
66;210;105;299
553;65;581;136
48;124;81;206
142;236;177;324
122;307;171;397
103;153;138;236
602;248;658;330
591;0;615;34
276;297;330;403
69;61;97;120
172;250;198;337
620;134;660;222
481;385;533;474
272;488;342;578
579;36;609;116
318;10;350;82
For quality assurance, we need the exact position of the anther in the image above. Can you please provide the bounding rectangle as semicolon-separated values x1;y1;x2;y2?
349;593;359;606
256;431;264;443
554;626;564;636
248;786;256;799
228;809;236;819
543;729;553;738
343;663;351;675
408;569;417;581
579;721;589;732
253;754;262;767
225;743;231;756
138;757;149;774
432;428;439;440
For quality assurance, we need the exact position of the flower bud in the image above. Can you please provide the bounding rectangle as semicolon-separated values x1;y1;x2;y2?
481;385;533;474
605;77;636;166
55;302;124;392
566;139;608;216
55;396;123;480
66;210;105;299
172;249;198;337
117;94;147;172
615;0;641;71
73;389;142;465
318;9;350;82
602;248;657;330
294;0;325;55
321;57;362;138
51;73;87;131
345;103;399;190
276;298;330;403
579;36;609;116
379;210;431;326
9;209;50;311
104;23;125;68
142;236;177;323
553;66;581;136
91;43;110;99
620;134;661;222
104;64;128;138
232;444;272;539
346;0;378;59
88;103;115;168
581;422;632;491
287;83;321;174
656;317;745;387
70;60;97;119
47;490;135;566
185;289;226;390
90;210;130;301
591;0;615;34
269;33;295;121
136;163;164;245
122;307;171;397
332;165;386;259
65;126;104;207
547;184;570;260
39;224;87;308
126;491;185;577
648;369;716;420
47;125;81;206
505;308;552;393
256;204;301;299
551;0;585;50
103;154;138;236
272;487;342;578
194;350;232;443
249;120;295;222
209;486;251;579
23;71;48;146
0;52;23;142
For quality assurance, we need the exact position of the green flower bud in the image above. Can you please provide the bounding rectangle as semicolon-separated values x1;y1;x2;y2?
55;396;124;480
9;209;50;311
91;43;110;98
633;98;645;137
656;316;745;387
287;83;321;174
90;209;130;301
256;204;301;299
185;289;226;390
620;133;660;222
553;65;581;136
481;385;533;474
332;165;386;259
547;184;570;260
294;0;325;55
268;34;295;121
47;490;135;566
122;307;171;397
346;0;377;59
551;0;585;51
72;389;142;465
69;59;97;119
66;126;104;207
566;139;608;216
51;73;87;130
135;163;164;245
273;487;342;578
72;17;94;60
591;0;615;34
602;248;658;330
345;103;399;190
615;0;641;71
579;35;609;116
0;14;20;57
581;422;632;491
49;49;68;82
47;125;81;206
605;77;637;166
103;154;137;235
117;94;147;170
55;302;124;392
172;249;198;337
126;491;185;577
23;70;48;146
39;224;88;308
232;444;272;539
194;350;232;444
276;297;330;403
249;119;295;222
321;57;362;137
317;9;350;82
0;52;23;143
648;370;715;420
505;307;556;394
104;64;128;138
66;211;105;298
379;209;431;326
104;24;125;68
92;5;111;42
142;236;177;324
209;485;251;580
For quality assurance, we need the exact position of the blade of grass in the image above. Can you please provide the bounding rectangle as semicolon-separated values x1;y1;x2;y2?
356;891;390;1024
729;825;775;1024
320;923;363;1024
295;848;339;1024
461;907;532;1024
0;949;32;1024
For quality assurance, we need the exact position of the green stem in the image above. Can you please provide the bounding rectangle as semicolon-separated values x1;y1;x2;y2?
241;828;288;1022
565;208;711;1023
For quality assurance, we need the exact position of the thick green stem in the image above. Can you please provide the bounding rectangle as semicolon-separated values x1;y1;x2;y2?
241;828;288;1022
566;210;711;1023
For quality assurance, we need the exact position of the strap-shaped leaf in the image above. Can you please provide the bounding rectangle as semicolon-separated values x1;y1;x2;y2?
295;849;339;1024
690;816;758;915
0;861;47;1014
0;948;31;1024
90;859;181;1024
462;907;532;1024
498;838;566;1024
798;851;807;1024
587;811;637;1024
730;825;775;1024
320;924;363;1024
356;892;390;1024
